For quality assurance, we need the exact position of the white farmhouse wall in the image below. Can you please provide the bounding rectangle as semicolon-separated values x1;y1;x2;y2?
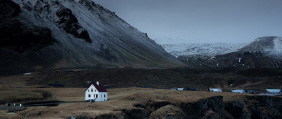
96;92;107;102
85;85;98;101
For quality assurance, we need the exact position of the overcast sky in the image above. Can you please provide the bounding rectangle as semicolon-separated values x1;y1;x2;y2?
93;0;282;44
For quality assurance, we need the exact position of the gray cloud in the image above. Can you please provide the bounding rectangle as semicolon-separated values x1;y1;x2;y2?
93;0;282;44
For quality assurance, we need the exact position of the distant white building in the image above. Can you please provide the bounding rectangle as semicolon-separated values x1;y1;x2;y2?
176;88;184;90
85;81;107;102
231;89;245;93
209;88;222;92
266;89;281;93
24;73;31;75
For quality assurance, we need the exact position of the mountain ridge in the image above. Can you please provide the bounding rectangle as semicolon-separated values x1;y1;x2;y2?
0;0;184;74
162;43;245;57
161;36;282;68
215;36;282;68
238;36;282;59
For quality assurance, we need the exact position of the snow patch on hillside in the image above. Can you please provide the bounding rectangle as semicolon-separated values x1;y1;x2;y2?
268;37;282;59
162;43;246;57
237;36;282;59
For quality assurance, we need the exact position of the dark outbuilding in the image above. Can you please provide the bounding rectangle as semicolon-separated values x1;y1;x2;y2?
185;88;197;91
48;84;65;87
246;90;260;94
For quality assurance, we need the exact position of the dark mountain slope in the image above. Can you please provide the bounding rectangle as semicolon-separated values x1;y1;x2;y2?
0;0;184;74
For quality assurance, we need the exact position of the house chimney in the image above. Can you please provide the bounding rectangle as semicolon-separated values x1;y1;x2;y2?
97;81;99;86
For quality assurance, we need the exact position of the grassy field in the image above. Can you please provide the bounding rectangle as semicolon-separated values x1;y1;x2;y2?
1;68;282;92
18;67;282;91
0;88;56;105
0;67;281;118
0;87;248;119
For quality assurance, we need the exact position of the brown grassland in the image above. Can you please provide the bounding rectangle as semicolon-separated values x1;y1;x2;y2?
0;87;246;119
1;68;281;118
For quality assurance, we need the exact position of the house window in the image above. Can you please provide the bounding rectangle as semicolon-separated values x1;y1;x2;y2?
91;89;93;92
96;94;98;98
104;94;105;98
88;90;89;92
88;94;90;97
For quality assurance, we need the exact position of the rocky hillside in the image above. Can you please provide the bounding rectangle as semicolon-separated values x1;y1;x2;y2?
215;36;282;68
0;0;183;75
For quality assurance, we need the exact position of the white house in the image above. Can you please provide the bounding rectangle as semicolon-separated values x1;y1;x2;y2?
176;88;185;91
209;88;222;92
231;89;245;93
266;89;281;93
85;81;107;102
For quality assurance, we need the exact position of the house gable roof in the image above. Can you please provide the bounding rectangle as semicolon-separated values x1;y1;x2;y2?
92;83;107;92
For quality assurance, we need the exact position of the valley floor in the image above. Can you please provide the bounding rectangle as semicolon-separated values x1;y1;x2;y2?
0;87;246;119
1;68;282;118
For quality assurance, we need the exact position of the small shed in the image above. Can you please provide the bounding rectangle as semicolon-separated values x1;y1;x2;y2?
49;84;65;87
266;89;281;93
24;73;31;75
14;103;22;107
6;103;11;106
209;88;222;92
231;89;245;93
246;90;259;94
176;88;184;91
185;88;196;91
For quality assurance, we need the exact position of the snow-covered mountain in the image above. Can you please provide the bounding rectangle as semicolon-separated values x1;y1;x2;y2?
239;36;282;59
0;0;183;74
161;43;245;67
162;43;245;57
161;37;282;68
215;36;282;68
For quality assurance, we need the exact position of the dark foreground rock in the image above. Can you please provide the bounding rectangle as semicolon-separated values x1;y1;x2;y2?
122;108;148;119
225;96;282;119
67;95;282;119
180;96;225;119
150;105;187;119
107;96;282;119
